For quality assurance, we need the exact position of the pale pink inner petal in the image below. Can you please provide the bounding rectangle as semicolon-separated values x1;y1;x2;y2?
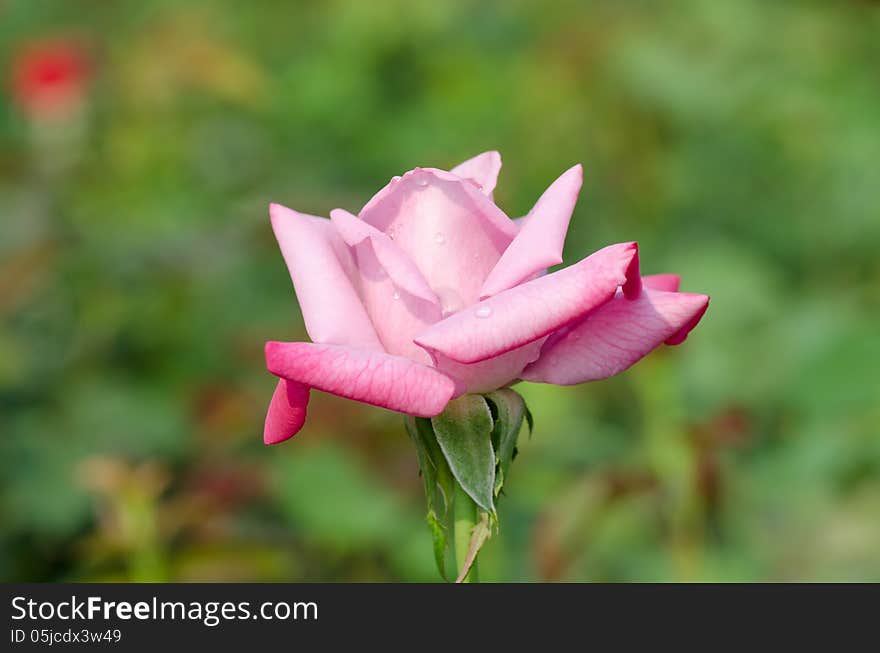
348;240;440;364
521;288;709;385
480;164;583;298
265;341;456;417
269;203;382;350
449;150;502;197
359;168;517;308
330;208;439;305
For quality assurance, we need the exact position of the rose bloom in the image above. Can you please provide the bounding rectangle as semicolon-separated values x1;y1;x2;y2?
10;38;91;121
264;152;708;443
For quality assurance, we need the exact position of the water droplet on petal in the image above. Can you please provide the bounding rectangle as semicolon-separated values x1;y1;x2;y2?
435;287;463;318
433;232;446;244
475;305;492;319
392;175;401;183
414;176;429;188
392;290;401;301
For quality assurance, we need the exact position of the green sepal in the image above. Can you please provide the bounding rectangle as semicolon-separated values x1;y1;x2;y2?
524;402;534;436
406;415;455;509
407;391;533;581
431;395;496;514
405;415;454;579
484;388;526;498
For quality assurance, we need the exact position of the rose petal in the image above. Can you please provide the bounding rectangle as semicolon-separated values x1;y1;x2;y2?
330;208;438;305
265;341;456;417
642;274;681;292
449;150;502;196
359;167;518;306
414;242;640;364
269;203;382;349
433;339;546;396
263;379;310;445
346;238;441;364
480;164;583;298
521;288;709;385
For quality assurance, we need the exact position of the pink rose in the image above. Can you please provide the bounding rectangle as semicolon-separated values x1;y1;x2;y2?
264;152;709;444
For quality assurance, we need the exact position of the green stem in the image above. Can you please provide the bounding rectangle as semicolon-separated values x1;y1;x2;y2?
453;482;479;583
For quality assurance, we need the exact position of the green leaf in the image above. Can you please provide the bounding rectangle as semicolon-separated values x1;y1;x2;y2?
431;395;496;513
485;389;526;497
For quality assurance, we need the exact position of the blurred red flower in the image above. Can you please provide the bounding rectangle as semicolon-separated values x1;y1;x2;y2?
10;38;92;120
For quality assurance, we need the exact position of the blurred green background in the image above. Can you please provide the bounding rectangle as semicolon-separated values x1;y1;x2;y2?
2;0;879;582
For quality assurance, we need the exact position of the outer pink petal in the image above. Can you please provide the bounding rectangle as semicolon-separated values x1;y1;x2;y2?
414;242;640;364
264;379;310;445
521;288;709;385
434;339;546;396
269;203;382;350
449;150;502;196
329;209;438;305
358;167;518;307
642;274;681;292
480;164;583;298
265;341;456;417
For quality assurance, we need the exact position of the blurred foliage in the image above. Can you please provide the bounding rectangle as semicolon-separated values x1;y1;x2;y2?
1;0;879;581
